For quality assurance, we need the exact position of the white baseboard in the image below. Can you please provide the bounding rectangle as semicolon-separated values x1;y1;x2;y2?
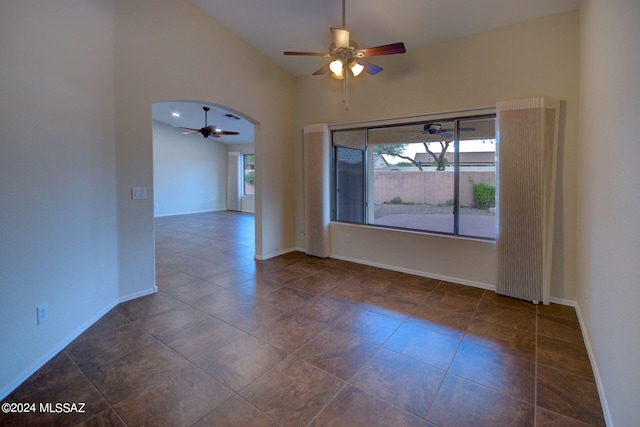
573;304;613;427
119;285;157;303
154;208;226;218
254;247;302;260
329;253;496;291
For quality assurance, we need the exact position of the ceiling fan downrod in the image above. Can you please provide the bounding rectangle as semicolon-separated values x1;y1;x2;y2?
203;106;210;126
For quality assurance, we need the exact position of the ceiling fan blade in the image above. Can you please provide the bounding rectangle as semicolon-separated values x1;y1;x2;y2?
284;51;329;56
206;125;240;137
312;62;331;75
175;126;200;132
354;59;383;75
441;127;477;133
359;42;406;57
331;28;350;48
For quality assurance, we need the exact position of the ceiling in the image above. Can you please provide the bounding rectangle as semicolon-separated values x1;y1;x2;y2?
191;0;579;77
152;101;254;145
153;0;579;143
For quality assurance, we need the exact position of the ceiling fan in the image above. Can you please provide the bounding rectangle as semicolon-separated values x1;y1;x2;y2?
176;106;240;139
407;123;477;139
283;0;406;109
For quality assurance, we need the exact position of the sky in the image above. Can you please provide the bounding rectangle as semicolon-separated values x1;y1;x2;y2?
384;139;495;163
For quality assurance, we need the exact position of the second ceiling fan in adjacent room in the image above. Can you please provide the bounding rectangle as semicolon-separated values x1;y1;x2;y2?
176;106;240;140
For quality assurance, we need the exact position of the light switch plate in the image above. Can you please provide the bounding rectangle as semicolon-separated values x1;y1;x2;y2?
131;187;147;200
37;304;48;325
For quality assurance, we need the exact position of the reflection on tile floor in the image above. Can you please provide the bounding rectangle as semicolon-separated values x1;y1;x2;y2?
1;211;605;426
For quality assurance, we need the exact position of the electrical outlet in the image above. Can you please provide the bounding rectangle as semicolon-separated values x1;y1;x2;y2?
37;304;48;325
345;234;351;243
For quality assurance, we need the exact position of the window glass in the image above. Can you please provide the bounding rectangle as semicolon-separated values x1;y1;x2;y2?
457;117;496;239
369;122;455;234
243;154;255;196
334;146;366;223
331;114;496;240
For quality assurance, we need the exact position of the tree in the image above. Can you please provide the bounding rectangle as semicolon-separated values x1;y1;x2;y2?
373;144;423;171
244;170;255;185
423;141;451;171
373;141;452;171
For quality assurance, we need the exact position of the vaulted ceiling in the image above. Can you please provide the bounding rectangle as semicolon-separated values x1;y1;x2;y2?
191;0;579;76
153;0;579;143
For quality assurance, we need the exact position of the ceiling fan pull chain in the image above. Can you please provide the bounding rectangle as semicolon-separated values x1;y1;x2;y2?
343;67;349;111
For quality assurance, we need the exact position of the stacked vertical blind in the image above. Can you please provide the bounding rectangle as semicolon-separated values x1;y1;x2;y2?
303;124;331;258
496;98;560;304
227;152;242;211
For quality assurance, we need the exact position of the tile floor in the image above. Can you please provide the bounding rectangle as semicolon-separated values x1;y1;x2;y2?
1;211;605;426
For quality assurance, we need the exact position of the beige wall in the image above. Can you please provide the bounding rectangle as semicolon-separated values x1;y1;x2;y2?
0;0;118;397
578;1;640;425
0;0;296;399
296;11;579;297
153;120;228;216
113;0;296;298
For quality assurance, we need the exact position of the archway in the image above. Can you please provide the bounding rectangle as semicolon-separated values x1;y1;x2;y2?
151;99;258;258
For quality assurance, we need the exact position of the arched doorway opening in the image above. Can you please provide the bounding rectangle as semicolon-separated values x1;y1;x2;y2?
151;100;258;266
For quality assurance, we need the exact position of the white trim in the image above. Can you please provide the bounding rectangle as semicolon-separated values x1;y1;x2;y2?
574;304;613;427
330;253;496;291
154;208;226;218
548;296;577;307
254;247;301;260
119;286;157;303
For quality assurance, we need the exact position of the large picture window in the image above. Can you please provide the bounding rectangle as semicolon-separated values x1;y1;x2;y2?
332;115;496;239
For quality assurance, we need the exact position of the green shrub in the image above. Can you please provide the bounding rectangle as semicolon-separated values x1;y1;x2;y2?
473;183;495;208
389;196;402;204
244;170;255;185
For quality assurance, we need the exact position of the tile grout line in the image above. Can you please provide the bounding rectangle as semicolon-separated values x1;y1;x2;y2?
64;348;129;426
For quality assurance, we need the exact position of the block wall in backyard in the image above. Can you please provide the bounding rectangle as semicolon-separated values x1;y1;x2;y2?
373;170;495;206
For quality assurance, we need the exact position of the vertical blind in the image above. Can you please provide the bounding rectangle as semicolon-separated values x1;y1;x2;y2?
496;97;560;304
227;152;242;211
303;124;331;258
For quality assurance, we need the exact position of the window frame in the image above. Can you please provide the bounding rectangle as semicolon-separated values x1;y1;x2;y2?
330;110;496;241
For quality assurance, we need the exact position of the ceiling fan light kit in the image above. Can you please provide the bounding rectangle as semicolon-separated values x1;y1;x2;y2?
284;0;406;110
